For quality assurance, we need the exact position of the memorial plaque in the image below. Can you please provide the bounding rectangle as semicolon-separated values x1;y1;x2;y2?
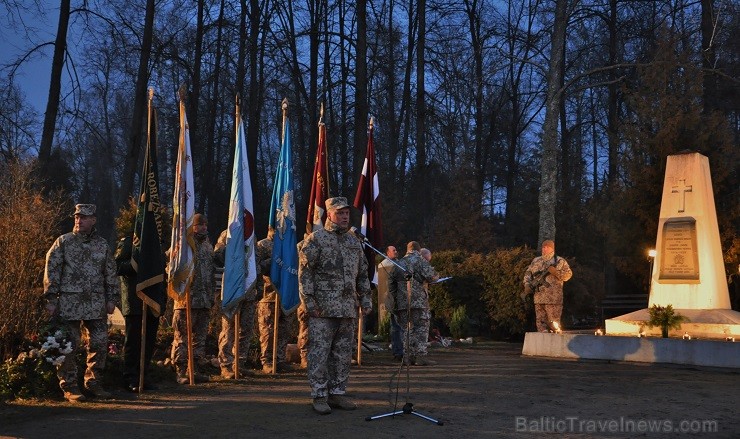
658;217;699;283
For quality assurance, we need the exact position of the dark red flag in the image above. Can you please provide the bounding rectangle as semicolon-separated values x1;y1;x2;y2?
353;118;383;284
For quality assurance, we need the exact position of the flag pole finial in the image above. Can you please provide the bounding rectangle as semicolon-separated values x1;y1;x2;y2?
319;102;324;125
148;87;154;101
369;116;374;129
282;98;289;113
178;84;187;103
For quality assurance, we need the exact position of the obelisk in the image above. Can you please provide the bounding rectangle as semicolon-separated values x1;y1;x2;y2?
606;152;739;338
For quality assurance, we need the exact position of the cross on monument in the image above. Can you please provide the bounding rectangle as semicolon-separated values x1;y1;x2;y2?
671;179;692;213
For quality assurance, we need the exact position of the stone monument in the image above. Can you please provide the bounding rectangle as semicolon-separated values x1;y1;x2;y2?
606;152;739;338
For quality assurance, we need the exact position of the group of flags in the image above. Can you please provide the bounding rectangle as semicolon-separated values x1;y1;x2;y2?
131;92;383;325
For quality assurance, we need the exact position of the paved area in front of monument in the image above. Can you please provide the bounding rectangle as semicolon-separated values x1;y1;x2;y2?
1;341;737;438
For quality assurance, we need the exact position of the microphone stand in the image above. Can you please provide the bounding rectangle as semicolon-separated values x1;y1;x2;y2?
354;233;443;426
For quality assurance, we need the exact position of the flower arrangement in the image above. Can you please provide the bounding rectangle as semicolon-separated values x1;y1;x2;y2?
38;328;74;367
0;318;74;400
647;304;689;338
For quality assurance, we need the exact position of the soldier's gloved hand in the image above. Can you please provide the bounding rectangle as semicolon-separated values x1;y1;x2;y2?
548;266;558;277
106;301;116;314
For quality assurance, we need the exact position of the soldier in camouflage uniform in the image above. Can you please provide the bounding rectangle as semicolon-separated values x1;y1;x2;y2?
296;237;309;369
214;229;259;379
256;228;291;373
522;240;573;332
43;204;119;402
298;197;372;414
388;241;439;366
171;213;214;384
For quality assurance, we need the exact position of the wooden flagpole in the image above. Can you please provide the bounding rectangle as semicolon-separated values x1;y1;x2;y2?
356;307;363;365
139;302;147;392
233;309;240;378
186;286;195;385
271;294;280;374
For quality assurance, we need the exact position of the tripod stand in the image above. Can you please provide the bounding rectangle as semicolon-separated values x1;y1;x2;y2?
352;233;442;426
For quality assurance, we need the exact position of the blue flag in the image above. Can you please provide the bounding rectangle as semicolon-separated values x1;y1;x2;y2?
269;114;300;314
221;110;258;318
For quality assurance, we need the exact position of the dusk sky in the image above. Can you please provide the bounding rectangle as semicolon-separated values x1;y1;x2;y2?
1;2;74;115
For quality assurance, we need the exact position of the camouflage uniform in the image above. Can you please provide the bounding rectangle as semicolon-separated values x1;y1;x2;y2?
523;253;572;332
389;251;437;361
43;221;119;395
296;239;309;366
214;230;259;375
298;218;372;399
171;234;214;374
256;235;290;369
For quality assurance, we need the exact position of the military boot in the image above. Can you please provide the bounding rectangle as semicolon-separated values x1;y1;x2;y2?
327;394;357;410
62;386;86;403
312;396;331;415
413;356;437;366
84;381;112;399
176;367;189;384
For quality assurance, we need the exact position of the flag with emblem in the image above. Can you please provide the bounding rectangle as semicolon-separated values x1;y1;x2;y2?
221;103;258;318
306;111;330;235
131;89;166;316
269;99;300;313
167;93;196;298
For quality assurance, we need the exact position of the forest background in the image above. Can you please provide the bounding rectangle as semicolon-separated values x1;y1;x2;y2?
0;0;738;358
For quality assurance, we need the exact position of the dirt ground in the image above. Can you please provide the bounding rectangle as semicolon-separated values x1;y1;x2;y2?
1;341;738;439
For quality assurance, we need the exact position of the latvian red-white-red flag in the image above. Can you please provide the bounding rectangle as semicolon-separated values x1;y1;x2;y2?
353;118;383;284
306;118;329;236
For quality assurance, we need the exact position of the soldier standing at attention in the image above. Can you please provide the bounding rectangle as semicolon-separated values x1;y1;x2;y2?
214;229;259;379
522;240;573;332
256;228;292;373
390;242;439;366
43;204;119;402
298;197;372;414
171;213;214;384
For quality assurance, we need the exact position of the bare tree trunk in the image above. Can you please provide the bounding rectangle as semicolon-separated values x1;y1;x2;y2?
700;0;717;114
192;0;205;212
203;0;226;216
537;0;568;245
606;0;618;197
465;0;486;195
38;0;71;165
415;0;426;170
398;0;416;188
246;0;269;230
414;0;427;232
353;0;368;187
338;0;350;192
118;0;156;205
385;0;399;186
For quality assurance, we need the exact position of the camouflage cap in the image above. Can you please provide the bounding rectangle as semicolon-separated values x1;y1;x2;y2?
73;204;96;216
193;213;208;225
325;197;350;211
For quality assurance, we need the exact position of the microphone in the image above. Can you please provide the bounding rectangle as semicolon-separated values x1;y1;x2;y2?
349;226;369;242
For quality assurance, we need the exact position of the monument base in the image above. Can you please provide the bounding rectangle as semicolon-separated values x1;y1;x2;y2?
522;332;739;368
605;309;740;339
